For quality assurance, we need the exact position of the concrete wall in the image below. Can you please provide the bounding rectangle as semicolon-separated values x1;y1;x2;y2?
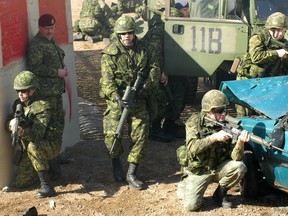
0;0;80;187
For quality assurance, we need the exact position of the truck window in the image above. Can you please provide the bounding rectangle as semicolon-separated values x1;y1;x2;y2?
255;0;288;19
189;0;219;18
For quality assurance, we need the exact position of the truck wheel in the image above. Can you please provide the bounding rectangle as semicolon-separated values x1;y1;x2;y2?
240;150;258;198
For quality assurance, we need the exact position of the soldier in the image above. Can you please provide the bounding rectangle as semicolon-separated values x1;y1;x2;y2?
7;71;62;198
112;0;144;16
99;16;160;190
142;0;176;142
175;0;190;17
27;14;67;179
73;0;119;43
176;90;249;211
236;12;288;116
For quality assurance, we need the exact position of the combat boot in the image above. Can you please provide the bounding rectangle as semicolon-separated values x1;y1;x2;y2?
126;163;145;190
112;158;125;182
213;185;233;208
150;118;174;142
84;35;103;43
37;171;56;198
73;32;84;41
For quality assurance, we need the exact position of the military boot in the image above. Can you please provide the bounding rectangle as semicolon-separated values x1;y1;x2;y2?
73;32;84;41
126;163;145;190
37;172;56;198
112;158;125;182
213;185;233;208
150;118;174;142
84;35;103;43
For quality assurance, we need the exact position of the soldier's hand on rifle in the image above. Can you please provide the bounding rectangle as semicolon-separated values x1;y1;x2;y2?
276;49;288;58
114;95;125;109
209;130;231;143
236;130;250;148
9;118;18;132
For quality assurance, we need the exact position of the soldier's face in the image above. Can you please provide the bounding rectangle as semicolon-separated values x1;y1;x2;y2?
39;25;56;40
17;88;35;103
180;8;190;18
209;107;227;122
270;28;286;40
119;31;134;46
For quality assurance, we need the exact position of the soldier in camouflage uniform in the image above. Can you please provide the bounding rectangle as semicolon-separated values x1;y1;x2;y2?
112;0;144;17
7;71;63;198
99;16;161;190
141;0;178;142
27;14;67;179
176;90;249;211
236;12;288;116
73;0;119;42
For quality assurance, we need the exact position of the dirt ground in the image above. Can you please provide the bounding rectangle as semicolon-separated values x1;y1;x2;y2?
1;1;288;216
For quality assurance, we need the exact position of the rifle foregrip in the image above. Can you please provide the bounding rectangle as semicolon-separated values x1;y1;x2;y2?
250;134;269;147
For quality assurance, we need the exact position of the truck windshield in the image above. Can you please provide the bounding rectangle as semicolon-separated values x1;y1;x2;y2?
256;0;288;19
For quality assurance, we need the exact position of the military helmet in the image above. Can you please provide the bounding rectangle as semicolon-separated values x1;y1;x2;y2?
265;12;288;30
14;71;39;90
201;90;229;112
114;16;137;34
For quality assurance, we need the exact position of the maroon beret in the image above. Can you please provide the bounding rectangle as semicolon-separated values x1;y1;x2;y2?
38;14;56;27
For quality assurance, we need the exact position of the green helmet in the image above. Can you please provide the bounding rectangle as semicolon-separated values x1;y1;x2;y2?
265;12;288;30
14;71;39;90
114;16;137;34
201;90;229;112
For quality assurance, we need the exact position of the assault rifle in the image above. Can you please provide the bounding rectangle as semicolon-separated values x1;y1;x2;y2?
109;72;144;154
11;103;24;165
270;39;288;51
205;115;288;153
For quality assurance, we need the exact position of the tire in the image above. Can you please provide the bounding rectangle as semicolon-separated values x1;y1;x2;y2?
240;150;259;198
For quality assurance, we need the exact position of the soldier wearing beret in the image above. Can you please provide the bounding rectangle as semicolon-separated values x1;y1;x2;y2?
27;13;68;179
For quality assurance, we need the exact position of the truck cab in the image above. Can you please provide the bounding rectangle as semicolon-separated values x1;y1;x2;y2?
142;0;288;88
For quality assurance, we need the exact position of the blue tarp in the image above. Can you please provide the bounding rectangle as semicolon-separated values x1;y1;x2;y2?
219;76;288;119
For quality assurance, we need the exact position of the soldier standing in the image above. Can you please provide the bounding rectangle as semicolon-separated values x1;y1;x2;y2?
236;12;288;116
99;16;160;190
7;71;62;198
27;14;68;179
176;90;249;211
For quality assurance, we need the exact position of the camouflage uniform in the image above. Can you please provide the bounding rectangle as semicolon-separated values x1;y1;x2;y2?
176;90;247;211
7;71;62;198
27;32;65;129
236;12;288;116
74;0;118;39
10;98;62;188
142;7;182;141
99;18;160;163
113;0;144;16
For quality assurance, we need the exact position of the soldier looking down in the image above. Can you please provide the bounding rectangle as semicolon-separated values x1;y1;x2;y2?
176;90;249;211
99;16;161;190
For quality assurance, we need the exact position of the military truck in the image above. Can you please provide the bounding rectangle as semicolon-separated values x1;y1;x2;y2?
141;0;288;88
